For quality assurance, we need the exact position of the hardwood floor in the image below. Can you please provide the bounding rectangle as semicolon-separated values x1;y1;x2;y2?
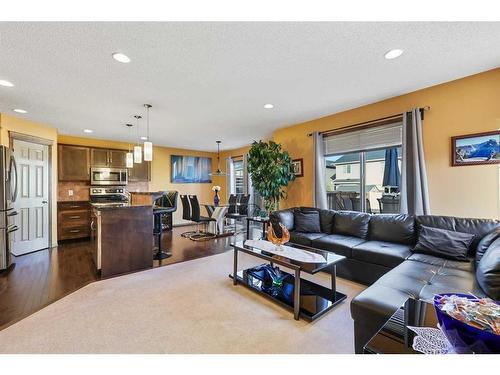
0;224;254;330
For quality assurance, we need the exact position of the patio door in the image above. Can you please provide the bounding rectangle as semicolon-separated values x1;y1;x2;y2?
323;120;402;214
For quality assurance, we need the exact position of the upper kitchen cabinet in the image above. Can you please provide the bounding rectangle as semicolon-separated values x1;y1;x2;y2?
129;160;151;182
58;145;90;181
90;148;127;168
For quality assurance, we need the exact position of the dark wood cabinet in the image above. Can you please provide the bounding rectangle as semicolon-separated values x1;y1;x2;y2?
58;145;90;181
90;148;109;167
109;150;127;168
91;148;127;168
129;160;151;182
58;201;91;241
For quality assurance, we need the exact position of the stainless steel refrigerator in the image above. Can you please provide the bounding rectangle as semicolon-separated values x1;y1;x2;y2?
0;146;19;271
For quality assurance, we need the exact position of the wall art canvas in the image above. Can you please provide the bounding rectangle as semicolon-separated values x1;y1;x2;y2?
451;131;500;166
171;155;212;183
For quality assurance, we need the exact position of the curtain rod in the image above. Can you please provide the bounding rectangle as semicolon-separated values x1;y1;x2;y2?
307;106;431;137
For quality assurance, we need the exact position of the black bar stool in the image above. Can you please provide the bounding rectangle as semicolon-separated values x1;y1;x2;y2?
153;208;172;260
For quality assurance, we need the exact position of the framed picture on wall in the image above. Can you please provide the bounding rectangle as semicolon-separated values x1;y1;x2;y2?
451;130;500;166
290;158;304;177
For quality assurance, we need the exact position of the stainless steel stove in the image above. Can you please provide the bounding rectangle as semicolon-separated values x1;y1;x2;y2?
89;187;129;206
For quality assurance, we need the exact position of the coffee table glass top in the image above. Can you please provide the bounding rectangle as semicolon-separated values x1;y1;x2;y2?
232;240;345;274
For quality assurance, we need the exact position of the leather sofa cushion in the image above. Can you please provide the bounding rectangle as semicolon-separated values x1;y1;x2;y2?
333;211;371;239
476;237;500;299
351;256;485;324
369;214;415;245
408;253;474;271
352;241;412;268
289;231;326;247
270;209;295;231
416;215;500;252
311;234;365;258
294;210;321;233
412;225;474;261
475;227;500;267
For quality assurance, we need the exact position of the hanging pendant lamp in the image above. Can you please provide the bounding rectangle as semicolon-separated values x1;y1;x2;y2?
125;123;134;168
133;115;142;164
143;104;153;161
210;140;226;176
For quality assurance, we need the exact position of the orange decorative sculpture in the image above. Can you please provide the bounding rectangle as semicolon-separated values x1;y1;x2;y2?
267;222;290;249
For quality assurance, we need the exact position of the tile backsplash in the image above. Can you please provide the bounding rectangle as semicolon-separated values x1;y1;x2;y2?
58;181;149;201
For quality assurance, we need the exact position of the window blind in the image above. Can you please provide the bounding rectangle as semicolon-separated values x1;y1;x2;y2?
323;121;402;155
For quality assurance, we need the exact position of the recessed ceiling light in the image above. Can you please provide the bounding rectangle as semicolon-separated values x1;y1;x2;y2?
384;49;404;60
0;79;14;87
112;52;131;63
13;108;27;114
140;136;148;140
83;129;93;134
264;104;274;109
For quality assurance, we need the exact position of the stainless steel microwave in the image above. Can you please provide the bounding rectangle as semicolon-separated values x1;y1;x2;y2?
90;167;128;186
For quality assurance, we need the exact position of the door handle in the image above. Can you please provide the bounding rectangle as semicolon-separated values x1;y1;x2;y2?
7;211;18;217
7;225;19;233
42;201;48;204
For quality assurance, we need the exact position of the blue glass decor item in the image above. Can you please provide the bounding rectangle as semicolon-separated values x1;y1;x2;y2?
433;293;500;353
214;192;220;206
247;264;291;298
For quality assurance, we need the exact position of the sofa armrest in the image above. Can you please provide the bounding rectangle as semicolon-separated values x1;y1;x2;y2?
476;227;500;266
270;209;295;231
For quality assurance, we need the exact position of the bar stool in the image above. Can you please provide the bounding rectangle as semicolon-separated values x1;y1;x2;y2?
153;208;171;260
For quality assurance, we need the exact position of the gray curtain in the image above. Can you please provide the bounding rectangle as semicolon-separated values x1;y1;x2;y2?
313;131;328;209
400;108;431;215
226;157;235;201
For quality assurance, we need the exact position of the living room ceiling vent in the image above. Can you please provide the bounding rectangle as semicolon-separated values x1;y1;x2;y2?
210;140;227;176
143;104;153;162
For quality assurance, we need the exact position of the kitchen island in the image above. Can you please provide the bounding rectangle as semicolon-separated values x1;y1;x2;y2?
91;203;153;278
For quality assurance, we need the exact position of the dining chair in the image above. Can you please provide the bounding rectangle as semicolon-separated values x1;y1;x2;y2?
188;195;216;241
226;194;250;234
180;194;197;238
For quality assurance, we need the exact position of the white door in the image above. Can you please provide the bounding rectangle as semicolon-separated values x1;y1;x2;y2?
11;139;50;255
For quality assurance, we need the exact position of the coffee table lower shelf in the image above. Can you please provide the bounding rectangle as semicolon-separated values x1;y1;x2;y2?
230;268;347;321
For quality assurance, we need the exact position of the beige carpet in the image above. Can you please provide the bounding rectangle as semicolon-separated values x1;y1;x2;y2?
0;250;365;353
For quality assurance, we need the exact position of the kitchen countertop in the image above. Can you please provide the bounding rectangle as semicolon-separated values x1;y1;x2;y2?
90;202;153;210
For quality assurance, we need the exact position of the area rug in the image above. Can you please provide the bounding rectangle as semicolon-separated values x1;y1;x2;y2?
0;250;365;353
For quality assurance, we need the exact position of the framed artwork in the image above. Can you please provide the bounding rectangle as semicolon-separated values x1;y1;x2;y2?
451;131;500;166
171;155;212;183
291;158;304;177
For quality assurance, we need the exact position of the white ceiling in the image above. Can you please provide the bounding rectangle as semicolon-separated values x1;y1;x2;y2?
0;22;499;152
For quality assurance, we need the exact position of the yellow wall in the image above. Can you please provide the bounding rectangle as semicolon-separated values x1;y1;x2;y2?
58;135;218;224
273;68;500;219
0;113;59;246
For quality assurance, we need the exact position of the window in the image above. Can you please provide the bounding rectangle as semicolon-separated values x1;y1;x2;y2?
324;121;402;214
233;160;244;195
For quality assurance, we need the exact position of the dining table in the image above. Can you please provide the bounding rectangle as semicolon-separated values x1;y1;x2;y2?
201;203;230;236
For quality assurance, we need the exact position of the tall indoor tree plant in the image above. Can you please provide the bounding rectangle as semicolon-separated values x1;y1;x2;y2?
247;140;296;213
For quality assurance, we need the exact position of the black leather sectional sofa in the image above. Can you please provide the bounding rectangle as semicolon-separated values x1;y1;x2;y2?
270;207;500;353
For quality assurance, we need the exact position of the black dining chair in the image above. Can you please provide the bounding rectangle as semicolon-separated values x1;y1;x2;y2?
188;195;216;241
180;194;197;238
226;194;250;234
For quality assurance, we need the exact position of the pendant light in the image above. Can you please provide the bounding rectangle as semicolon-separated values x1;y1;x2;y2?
210;140;226;176
133;115;142;164
125;123;134;168
143;104;153;161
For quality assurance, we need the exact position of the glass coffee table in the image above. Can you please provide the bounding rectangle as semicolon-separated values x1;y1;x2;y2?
230;240;346;321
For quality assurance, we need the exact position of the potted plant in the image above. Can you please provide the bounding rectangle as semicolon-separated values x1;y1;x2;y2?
247;140;296;215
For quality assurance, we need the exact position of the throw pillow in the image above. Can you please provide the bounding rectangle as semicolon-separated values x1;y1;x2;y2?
412;225;475;261
476;237;500;299
475;227;500;267
294;210;321;233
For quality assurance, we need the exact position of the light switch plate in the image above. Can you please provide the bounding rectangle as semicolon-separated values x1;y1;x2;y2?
68;189;74;196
